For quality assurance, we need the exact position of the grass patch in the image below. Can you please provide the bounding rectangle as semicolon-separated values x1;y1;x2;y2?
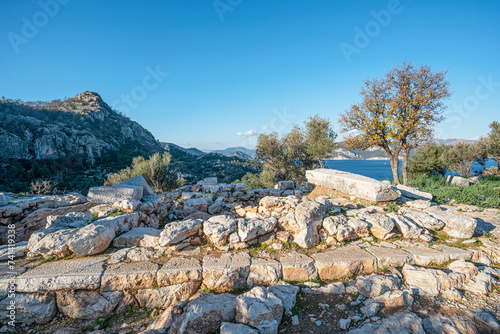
409;175;500;208
108;209;125;217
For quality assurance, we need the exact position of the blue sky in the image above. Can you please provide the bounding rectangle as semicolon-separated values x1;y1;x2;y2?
1;0;499;150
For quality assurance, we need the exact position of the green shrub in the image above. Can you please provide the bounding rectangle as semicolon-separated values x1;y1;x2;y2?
408;143;447;176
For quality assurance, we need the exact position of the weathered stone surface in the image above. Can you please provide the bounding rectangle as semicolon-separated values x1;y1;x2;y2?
45;212;93;229
462;271;497;295
112;199;142;212
402;264;444;296
0;193;5;206
396;184;433;201
87;185;143;204
373;289;414;309
355;273;402;298
446;175;472;187
312;247;377;280
159;219;202;246
268;281;299;314
135;281;200;309
147;301;187;331
28;228;76;258
365;246;414;268
101;261;158;291
169;292;237;334
220;322;259;334
16;257;106;292
108;247;130;264
203;215;237;247
183;198;208;214
306;169;401;202
400;245;450;266
405;200;432;210
202;252;251;291
235;286;283;334
349;311;425;334
280;199;324;248
238;217;277;242
67;223;115;256
426;207;477;238
363;214;396;240
0;292;56;325
112;227;161;248
89;204;115;218
387;213;425;239
0;240;28;260
280;252;318;282
115;175;155;196
431;244;473;261
93;212;139;233
157;257;202;286
400;208;445;230
126;247;155;261
56;290;123;319
247;258;282;287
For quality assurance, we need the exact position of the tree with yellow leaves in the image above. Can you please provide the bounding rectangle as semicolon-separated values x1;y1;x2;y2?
339;62;451;185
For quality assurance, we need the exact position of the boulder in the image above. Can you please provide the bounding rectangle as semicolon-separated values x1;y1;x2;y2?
0;292;56;325
94;213;139;233
387;213;425;239
247;258;282;287
362;214;396;240
238;217;277;242
87;185;143;204
426;207;477;238
112;199;142;212
28;228;76;258
146;301;186;331
355;274;402;298
220;322;259;334
235;286;283;334
268;281;300;314
67;223;115;256
202;252;251;291
446;175;472;187
400;208;445;230
183;198;208;215
45;212;93;229
275;181;295;190
280;252;318;281
396;184;433;201
349;311;425;334
112;227;161;248
306;169;401;202
0;193;6;206
56;290;123;319
126;247;155;262
135;281;201;309
280;199;324;248
159;219;202;246
115;175;155;196
169;292;237;334
108;247;131;264
203;215;238;247
405;200;433;210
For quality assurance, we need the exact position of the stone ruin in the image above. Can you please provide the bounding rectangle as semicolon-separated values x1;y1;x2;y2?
1;171;500;333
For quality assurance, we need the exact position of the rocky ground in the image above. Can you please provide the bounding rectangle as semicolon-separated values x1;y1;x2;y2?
1;174;500;333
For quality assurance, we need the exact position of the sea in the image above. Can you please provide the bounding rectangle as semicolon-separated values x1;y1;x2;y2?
323;159;498;181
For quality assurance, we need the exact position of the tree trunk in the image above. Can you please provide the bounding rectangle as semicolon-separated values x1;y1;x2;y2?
402;148;411;186
389;155;400;185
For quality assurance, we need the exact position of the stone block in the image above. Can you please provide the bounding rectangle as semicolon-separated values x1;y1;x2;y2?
87;185;143;204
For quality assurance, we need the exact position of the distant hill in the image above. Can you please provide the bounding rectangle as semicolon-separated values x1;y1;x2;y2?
0;91;162;193
160;142;206;157
210;146;256;158
227;151;253;160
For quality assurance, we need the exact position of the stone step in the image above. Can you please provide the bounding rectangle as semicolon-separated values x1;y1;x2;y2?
311;246;377;280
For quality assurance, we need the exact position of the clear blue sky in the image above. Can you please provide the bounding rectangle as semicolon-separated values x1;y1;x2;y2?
1;0;499;150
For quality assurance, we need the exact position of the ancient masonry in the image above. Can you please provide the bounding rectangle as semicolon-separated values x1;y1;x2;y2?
1;171;500;333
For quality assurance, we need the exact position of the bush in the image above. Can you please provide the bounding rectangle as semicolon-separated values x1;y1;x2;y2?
440;142;477;177
107;152;181;193
29;180;58;195
408;143;447;176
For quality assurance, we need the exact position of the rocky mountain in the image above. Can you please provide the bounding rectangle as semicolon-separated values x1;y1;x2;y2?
0;91;161;162
160;142;206;157
209;146;256;158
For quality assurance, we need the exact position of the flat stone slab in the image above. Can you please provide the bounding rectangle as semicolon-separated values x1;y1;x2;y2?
396;185;433;201
306;169;400;202
115;175;155;196
202;252;251;291
112;227;161;248
280;252;318;282
311;247;377;280
87;185;143;204
157;257;202;286
431;244;473;260
399;246;450;266
16;257;106;292
365;246;414;268
101;261;158;291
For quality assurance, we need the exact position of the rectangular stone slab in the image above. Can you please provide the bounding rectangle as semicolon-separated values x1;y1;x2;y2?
431;244;473;261
365;246;414;268
87;185;143;204
311;247;377;280
16;257;106;292
306;169;401;202
101;261;158;291
398;246;450;266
